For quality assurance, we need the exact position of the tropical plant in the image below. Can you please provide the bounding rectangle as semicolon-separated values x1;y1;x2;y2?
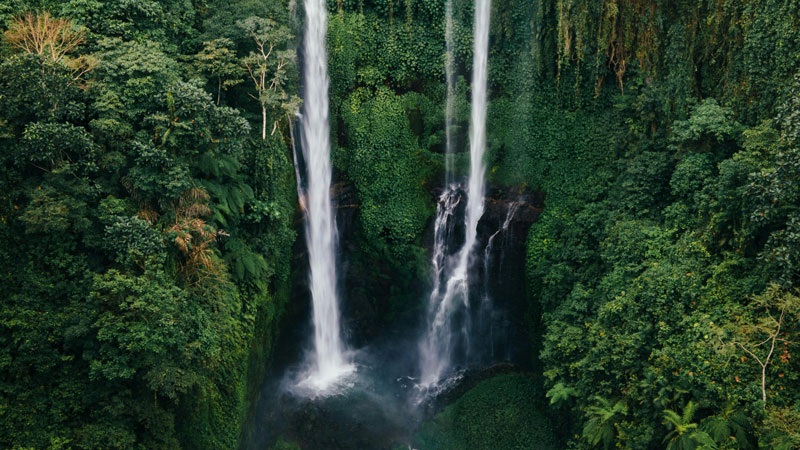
583;397;628;449
546;382;578;407
195;38;243;105
238;16;299;139
715;287;799;403
663;401;700;450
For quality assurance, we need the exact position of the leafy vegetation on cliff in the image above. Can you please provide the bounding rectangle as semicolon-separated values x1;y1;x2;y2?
513;1;800;448
1;0;800;449
0;1;297;448
416;373;558;450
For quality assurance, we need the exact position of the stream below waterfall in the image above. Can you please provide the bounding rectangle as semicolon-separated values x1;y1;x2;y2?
246;305;551;450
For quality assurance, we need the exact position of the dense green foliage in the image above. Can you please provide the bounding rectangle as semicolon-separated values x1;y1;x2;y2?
507;1;800;449
323;0;800;447
0;1;297;448
416;373;558;450
2;0;800;448
326;6;445;326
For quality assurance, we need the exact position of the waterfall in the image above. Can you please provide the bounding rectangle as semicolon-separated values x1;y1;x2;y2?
484;202;521;271
426;0;460;315
480;201;521;361
419;0;491;390
444;0;456;178
427;186;462;315
298;0;352;391
465;0;491;258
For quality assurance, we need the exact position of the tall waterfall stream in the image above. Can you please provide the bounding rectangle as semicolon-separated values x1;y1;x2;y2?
296;0;353;392
418;0;492;391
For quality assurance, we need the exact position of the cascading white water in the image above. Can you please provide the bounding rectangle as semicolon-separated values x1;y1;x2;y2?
464;0;491;255
298;0;352;391
426;0;460;304
419;0;491;389
484;202;521;268
427;187;462;311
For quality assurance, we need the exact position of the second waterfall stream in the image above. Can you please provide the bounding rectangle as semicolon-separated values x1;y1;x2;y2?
419;0;492;390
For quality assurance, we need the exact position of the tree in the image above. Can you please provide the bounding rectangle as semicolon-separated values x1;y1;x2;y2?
716;286;799;403
237;16;299;140
3;12;84;63
168;188;221;285
194;38;242;105
3;12;95;84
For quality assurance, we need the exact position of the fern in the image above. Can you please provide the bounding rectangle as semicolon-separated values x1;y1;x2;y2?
199;179;255;224
223;238;273;289
698;409;756;450
583;397;627;449
197;152;240;178
689;431;719;450
701;416;730;444
663;401;700;450
546;382;578;406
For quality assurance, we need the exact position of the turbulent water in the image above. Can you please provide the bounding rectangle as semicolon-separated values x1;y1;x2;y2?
298;0;352;391
419;0;492;390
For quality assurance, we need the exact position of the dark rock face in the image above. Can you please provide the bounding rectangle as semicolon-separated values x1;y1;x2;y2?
472;184;544;370
249;183;547;450
329;180;545;360
326;180;547;353
333;181;392;346
483;184;544;226
288;179;544;366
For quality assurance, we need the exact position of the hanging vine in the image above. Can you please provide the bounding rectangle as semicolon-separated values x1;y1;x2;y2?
556;0;659;94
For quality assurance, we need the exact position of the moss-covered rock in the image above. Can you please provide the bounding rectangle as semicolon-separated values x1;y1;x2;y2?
415;373;559;450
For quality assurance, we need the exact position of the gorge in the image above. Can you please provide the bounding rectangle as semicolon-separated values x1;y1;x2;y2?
1;0;799;449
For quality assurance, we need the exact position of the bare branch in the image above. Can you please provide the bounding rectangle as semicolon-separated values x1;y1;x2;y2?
3;12;85;63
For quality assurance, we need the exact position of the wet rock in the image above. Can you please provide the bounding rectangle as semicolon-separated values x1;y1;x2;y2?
423;363;523;415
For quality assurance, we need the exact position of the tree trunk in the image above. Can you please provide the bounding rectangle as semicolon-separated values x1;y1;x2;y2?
217;78;222;105
262;106;267;140
762;331;779;403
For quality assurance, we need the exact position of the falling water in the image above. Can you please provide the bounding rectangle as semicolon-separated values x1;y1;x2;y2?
480;201;521;360
484;202;521;270
464;0;491;252
298;0;352;391
426;0;461;315
419;0;491;390
427;187;462;313
444;0;456;178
